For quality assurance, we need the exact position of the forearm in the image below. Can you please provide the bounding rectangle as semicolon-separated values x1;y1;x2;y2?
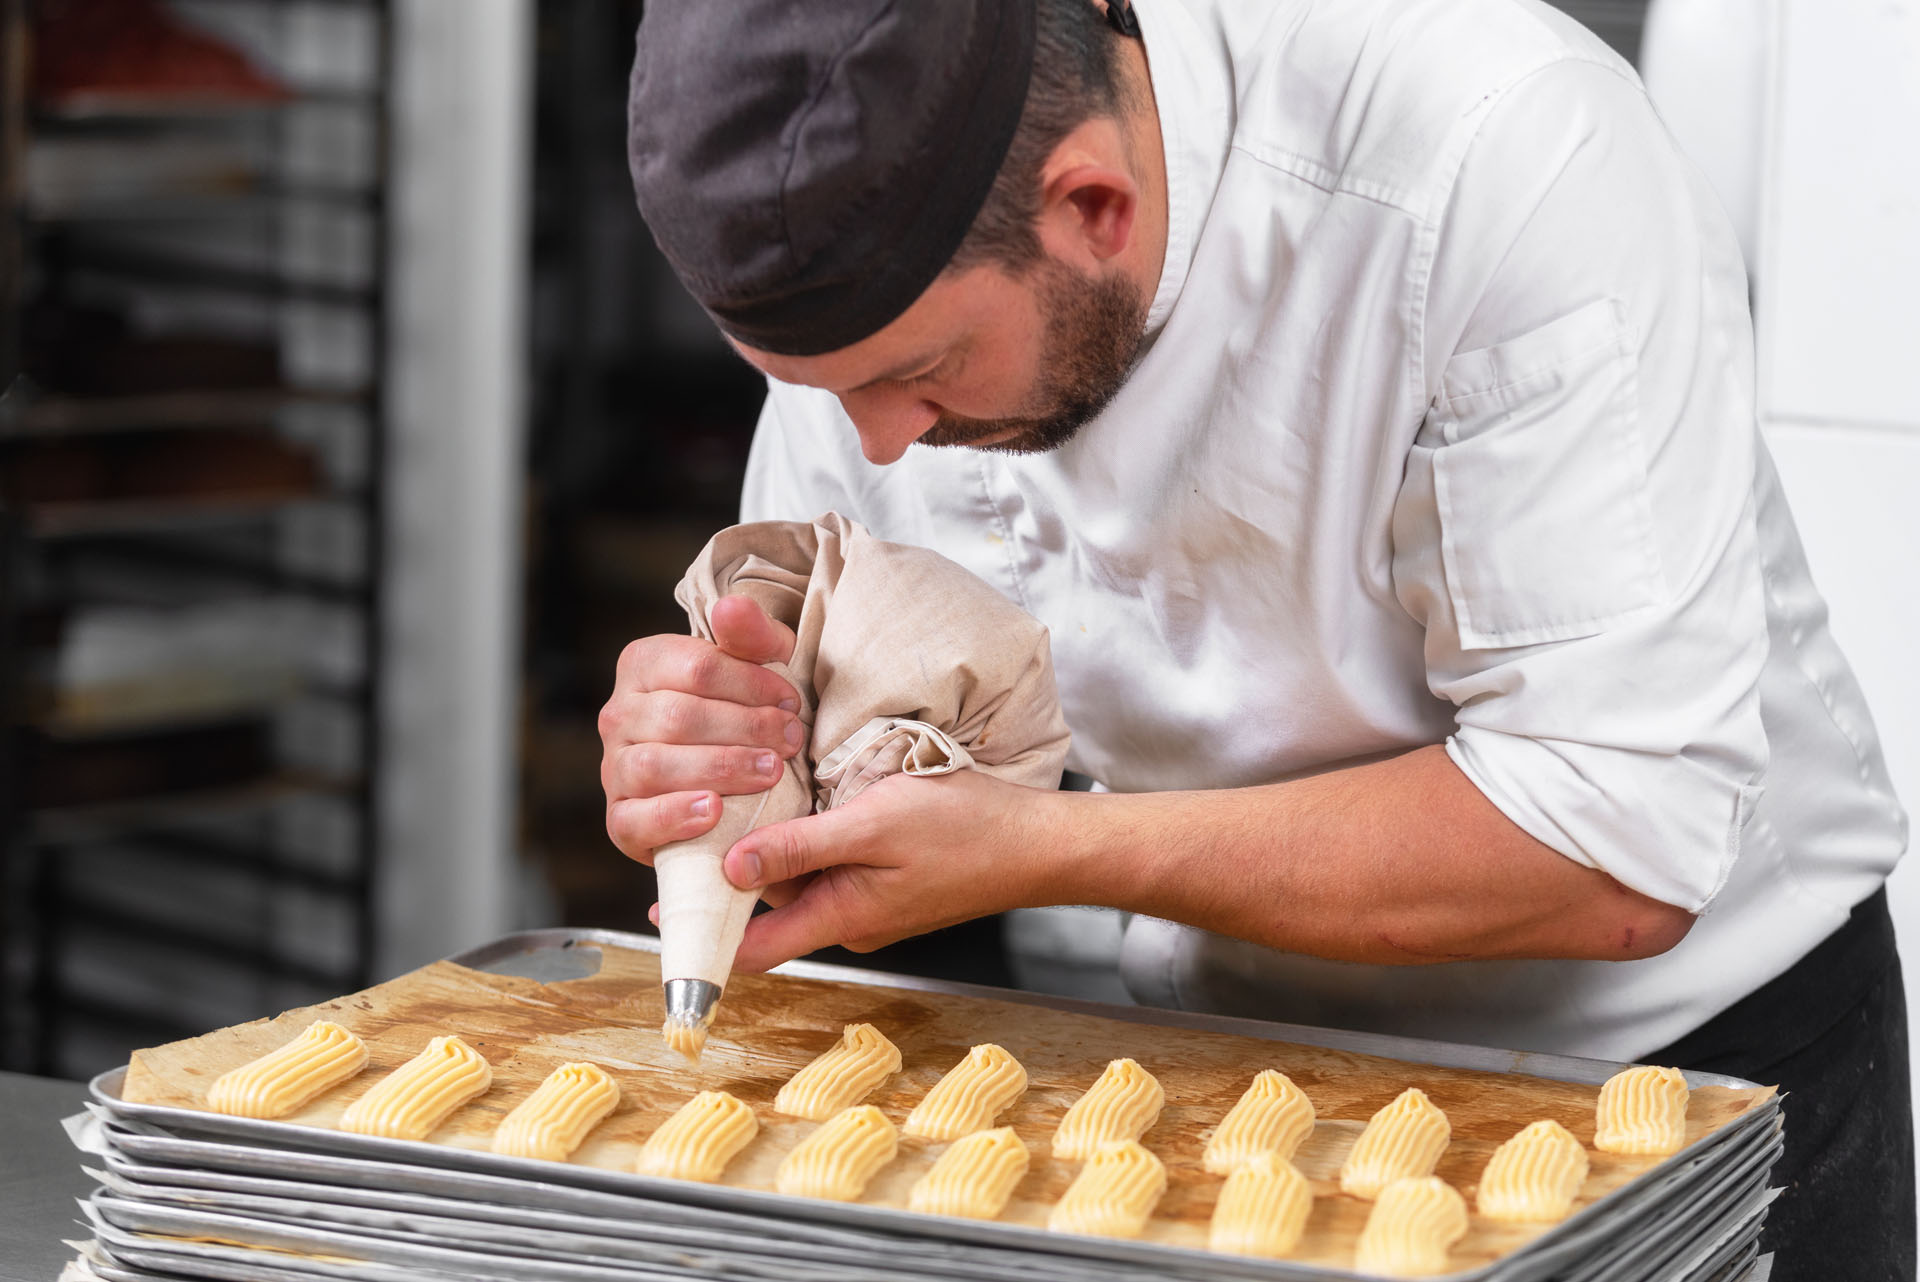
1044;744;1694;964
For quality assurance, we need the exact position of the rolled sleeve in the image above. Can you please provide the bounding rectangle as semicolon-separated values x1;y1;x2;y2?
1394;60;1771;912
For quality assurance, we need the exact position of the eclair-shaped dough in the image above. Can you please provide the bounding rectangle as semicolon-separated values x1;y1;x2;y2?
490;1061;620;1162
1354;1177;1469;1278
1339;1087;1451;1199
206;1021;369;1119
1203;1069;1316;1174
907;1126;1030;1220
337;1035;492;1141
1476;1119;1590;1222
773;1024;903;1121
775;1105;898;1201
1047;1140;1167;1239
1209;1151;1313;1258
1051;1058;1164;1160
904;1044;1028;1141
1594;1065;1689;1156
636;1090;759;1183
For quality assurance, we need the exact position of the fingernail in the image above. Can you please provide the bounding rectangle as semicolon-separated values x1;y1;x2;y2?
738;850;763;887
691;795;712;819
779;697;799;713
755;750;779;776
784;719;804;749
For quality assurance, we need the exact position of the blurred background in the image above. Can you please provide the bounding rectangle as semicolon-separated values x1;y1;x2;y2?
0;0;1913;1136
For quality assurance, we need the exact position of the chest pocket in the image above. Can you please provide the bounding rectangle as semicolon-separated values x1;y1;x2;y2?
1425;297;1667;650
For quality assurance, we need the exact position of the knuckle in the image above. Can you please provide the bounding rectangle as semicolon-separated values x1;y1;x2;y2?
625;741;663;787
682;644;726;694
604;802;649;855
753;706;789;745
655;692;697;742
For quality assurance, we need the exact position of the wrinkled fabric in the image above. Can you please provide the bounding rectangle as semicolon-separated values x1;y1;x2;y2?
673;514;1071;854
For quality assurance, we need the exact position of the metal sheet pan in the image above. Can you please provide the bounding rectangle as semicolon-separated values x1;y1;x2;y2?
100;1091;1773;1274
79;927;1785;1282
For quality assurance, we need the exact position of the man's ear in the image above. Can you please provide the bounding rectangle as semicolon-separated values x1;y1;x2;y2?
1035;127;1139;266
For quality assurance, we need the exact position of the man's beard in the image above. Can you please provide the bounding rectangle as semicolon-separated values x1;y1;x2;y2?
916;259;1149;455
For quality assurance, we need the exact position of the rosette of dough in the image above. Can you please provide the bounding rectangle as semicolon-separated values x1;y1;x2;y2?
656;513;1072;1058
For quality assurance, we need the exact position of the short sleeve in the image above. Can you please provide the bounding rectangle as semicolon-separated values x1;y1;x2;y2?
1394;61;1770;912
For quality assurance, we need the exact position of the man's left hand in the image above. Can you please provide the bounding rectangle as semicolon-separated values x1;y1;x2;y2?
702;770;1068;972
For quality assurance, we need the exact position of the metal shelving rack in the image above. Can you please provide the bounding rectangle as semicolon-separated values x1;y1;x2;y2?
0;0;391;1077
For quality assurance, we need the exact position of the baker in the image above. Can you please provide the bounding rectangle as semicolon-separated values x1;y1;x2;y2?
599;1;1911;1273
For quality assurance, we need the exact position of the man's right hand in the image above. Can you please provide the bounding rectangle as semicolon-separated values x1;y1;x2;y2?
599;594;804;866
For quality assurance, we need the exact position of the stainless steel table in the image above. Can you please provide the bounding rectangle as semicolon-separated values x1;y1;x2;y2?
0;1071;92;1282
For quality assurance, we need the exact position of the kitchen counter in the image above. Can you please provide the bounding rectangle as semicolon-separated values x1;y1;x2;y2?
0;1071;94;1282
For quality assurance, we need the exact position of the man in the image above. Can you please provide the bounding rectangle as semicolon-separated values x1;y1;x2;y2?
604;0;1911;1272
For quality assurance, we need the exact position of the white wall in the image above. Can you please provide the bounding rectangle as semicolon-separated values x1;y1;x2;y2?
376;0;536;975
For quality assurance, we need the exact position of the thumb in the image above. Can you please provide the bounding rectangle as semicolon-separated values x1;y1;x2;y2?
710;594;796;666
724;810;851;891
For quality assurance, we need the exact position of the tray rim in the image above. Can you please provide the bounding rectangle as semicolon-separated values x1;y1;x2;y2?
83;925;1784;1282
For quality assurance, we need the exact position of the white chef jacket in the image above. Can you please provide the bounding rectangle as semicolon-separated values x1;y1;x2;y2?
738;0;1909;1060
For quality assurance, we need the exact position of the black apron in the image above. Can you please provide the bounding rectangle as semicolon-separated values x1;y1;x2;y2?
1650;888;1915;1281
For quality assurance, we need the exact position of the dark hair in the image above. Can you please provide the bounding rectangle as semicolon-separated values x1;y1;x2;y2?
947;0;1132;274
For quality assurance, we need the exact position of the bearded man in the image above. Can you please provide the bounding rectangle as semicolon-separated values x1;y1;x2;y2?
600;2;1912;1273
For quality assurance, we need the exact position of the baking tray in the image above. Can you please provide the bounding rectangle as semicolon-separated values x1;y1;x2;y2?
74;1102;1778;1282
78;927;1785;1282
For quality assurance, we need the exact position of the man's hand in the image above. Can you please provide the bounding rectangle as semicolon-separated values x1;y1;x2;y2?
599;595;807;866
710;770;1071;972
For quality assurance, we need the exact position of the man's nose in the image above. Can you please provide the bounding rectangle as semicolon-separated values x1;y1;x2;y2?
837;389;941;466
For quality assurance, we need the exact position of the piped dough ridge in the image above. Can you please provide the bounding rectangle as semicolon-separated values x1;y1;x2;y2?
907;1126;1030;1220
1353;1176;1470;1278
1051;1058;1164;1160
903;1043;1028;1141
636;1090;759;1183
773;1024;902;1121
490;1061;620;1161
1339;1086;1451;1199
774;1104;899;1201
205;1020;368;1119
1476;1118;1590;1222
337;1035;492;1141
1594;1065;1689;1155
1047;1139;1167;1238
1203;1068;1315;1174
1209;1151;1313;1258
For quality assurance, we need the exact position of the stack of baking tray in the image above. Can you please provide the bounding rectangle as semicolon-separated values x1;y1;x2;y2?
59;928;1784;1282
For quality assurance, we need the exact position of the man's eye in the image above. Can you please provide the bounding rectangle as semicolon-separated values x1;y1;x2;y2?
895;369;940;389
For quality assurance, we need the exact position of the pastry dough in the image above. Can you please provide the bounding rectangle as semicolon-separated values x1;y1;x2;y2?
662;1023;707;1063
1051;1058;1164;1160
1203;1069;1316;1174
906;1125;1030;1220
1339;1087;1451;1199
1353;1176;1469;1278
903;1044;1028;1141
773;1024;903;1121
337;1035;491;1141
1208;1151;1313;1258
490;1061;620;1162
1594;1065;1689;1156
1046;1140;1166;1239
775;1104;899;1201
1476;1119;1590;1222
206;1021;368;1119
636;1090;759;1183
